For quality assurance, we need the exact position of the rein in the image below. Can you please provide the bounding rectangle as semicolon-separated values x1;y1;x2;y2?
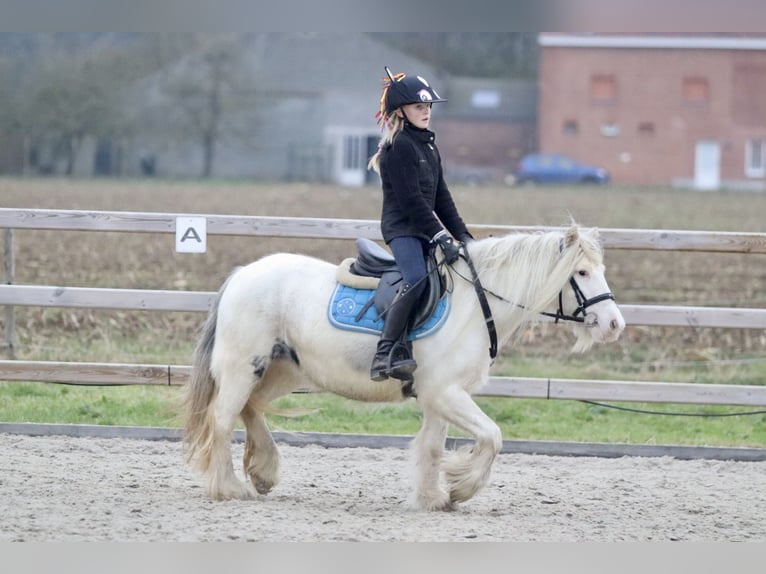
459;248;498;360
455;245;615;361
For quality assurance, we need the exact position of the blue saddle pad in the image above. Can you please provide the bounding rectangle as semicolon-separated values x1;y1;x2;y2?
327;283;450;340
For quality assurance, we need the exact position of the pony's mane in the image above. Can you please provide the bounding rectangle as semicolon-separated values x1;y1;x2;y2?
466;225;603;338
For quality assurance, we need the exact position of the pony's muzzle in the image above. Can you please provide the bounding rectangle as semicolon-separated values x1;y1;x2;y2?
604;311;626;341
586;308;625;342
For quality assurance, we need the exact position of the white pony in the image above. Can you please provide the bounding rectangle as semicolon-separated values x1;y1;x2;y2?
182;224;625;511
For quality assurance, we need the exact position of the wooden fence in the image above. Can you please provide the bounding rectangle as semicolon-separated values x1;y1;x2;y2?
1;207;766;407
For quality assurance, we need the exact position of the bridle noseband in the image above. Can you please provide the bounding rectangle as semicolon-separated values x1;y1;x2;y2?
542;276;616;324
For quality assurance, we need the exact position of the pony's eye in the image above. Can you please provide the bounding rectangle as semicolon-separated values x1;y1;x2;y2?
578;270;588;277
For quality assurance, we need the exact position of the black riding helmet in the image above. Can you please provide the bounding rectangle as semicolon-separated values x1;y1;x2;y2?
383;66;447;113
377;66;447;124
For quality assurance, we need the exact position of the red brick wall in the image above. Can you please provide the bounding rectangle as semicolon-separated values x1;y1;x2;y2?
539;46;766;185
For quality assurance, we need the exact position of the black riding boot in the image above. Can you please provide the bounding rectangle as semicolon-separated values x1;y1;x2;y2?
370;282;420;381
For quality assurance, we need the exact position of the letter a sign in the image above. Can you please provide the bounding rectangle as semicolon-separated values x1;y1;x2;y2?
176;217;207;253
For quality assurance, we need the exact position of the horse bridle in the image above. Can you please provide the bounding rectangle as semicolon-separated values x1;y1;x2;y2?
455;247;615;362
542;276;616;324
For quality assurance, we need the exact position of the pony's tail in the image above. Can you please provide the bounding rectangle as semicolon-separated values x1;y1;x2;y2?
182;286;223;473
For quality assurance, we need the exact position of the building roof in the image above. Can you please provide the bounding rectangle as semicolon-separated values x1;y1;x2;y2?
539;34;766;50
441;76;537;121
241;33;443;96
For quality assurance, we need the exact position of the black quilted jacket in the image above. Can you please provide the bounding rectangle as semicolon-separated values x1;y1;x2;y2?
378;123;471;244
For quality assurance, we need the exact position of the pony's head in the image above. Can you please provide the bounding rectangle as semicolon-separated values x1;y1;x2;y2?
553;225;625;352
466;223;624;353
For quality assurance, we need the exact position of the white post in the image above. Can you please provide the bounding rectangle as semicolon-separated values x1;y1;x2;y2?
3;229;15;358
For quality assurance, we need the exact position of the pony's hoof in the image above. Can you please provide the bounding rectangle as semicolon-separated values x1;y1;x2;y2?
412;495;457;512
434;500;457;512
253;477;275;495
208;481;257;501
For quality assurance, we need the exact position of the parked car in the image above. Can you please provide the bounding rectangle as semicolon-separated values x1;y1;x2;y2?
515;153;609;185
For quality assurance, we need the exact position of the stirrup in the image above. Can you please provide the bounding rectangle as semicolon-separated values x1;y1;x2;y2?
386;340;417;380
387;359;417;380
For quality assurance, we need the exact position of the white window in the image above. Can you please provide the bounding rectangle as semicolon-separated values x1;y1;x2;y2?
343;135;362;170
745;139;766;178
600;123;620;137
471;90;501;109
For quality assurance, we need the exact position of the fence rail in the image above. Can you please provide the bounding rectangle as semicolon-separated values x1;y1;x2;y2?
2;360;765;407
1;284;765;329
2;208;766;409
2;207;766;252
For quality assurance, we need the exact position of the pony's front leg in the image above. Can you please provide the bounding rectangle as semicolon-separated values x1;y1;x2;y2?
410;409;453;511
432;385;503;505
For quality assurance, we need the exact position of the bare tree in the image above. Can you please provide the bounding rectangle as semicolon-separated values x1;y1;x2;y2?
158;34;245;178
15;39;133;175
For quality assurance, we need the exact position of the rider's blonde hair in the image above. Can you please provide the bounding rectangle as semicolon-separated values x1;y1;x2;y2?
367;112;405;174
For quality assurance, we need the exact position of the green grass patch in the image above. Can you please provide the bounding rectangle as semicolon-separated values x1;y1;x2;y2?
2;380;764;448
0;382;180;427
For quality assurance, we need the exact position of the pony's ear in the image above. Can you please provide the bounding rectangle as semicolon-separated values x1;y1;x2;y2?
564;225;580;248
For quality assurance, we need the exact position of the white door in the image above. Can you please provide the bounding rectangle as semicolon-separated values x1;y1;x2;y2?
694;140;721;190
339;134;365;187
328;128;380;186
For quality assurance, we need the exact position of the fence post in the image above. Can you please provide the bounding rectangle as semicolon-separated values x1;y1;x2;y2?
3;228;15;359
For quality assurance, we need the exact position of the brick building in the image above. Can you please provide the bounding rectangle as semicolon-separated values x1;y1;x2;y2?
538;34;766;190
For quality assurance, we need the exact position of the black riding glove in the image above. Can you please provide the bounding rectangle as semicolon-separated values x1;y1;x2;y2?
431;231;460;265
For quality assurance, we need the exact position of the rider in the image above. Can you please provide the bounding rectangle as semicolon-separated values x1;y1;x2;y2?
367;67;473;383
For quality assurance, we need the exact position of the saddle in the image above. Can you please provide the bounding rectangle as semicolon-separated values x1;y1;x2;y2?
336;238;445;331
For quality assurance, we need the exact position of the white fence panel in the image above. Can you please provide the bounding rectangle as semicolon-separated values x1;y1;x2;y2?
2;208;765;407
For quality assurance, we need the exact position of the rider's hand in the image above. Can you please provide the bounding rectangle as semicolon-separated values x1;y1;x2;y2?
432;231;460;265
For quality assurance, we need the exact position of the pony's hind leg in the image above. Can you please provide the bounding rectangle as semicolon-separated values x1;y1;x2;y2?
428;386;503;505
204;362;259;501
241;403;280;495
241;340;302;496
